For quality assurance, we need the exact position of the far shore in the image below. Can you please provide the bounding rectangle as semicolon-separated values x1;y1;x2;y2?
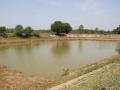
0;34;120;45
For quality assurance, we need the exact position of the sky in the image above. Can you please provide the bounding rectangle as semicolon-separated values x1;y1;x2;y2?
0;0;120;30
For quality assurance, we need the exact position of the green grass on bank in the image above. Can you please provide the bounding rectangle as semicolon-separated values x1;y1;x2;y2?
70;64;120;90
51;55;120;88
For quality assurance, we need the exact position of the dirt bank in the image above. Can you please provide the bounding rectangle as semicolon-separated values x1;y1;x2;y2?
0;34;120;45
49;55;120;89
48;63;120;90
0;65;52;90
70;63;120;90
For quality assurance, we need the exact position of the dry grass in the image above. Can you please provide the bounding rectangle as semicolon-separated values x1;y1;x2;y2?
0;66;53;90
50;55;120;88
70;64;120;90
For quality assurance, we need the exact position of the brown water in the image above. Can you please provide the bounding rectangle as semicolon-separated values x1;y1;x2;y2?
0;41;119;77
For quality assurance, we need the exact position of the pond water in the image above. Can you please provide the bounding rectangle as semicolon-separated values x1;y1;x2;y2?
0;40;119;77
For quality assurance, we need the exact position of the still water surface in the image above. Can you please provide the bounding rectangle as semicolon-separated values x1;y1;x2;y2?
0;41;119;77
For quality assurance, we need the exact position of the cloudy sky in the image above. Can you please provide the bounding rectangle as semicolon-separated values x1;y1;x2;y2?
0;0;120;30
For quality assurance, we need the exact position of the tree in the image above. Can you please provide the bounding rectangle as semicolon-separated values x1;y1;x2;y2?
18;27;34;38
62;23;72;34
22;27;34;38
113;25;120;34
15;25;23;31
15;25;24;37
0;26;8;38
51;21;62;35
94;27;99;34
95;27;99;31
15;25;40;38
51;21;72;36
79;25;84;34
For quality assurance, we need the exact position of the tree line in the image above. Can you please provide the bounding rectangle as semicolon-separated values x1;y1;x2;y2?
0;25;40;38
0;21;120;38
51;21;120;35
71;25;112;35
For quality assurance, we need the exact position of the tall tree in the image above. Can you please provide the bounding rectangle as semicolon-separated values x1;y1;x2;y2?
51;21;63;34
95;27;99;31
79;25;84;34
0;26;6;33
113;25;120;34
15;25;24;37
0;26;8;38
62;23;72;34
51;21;72;35
15;25;23;31
23;27;34;38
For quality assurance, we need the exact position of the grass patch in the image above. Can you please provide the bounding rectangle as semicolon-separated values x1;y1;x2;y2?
50;55;120;88
70;64;120;90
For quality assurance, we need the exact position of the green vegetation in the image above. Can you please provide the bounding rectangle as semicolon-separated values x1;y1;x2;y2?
0;25;40;38
0;26;8;38
51;21;72;36
51;55;120;88
72;25;113;34
70;64;120;90
0;23;120;38
113;25;120;34
79;25;84;34
15;25;40;38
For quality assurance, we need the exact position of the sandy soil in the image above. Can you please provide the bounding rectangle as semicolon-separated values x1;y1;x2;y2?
0;34;120;45
0;65;52;90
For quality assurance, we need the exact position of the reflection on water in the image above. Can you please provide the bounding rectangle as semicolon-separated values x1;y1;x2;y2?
0;41;119;77
116;43;120;54
79;41;83;51
52;41;70;56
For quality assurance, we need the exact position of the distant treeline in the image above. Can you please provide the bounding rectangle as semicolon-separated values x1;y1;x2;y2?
71;25;120;35
33;24;120;35
71;29;112;35
0;22;120;38
0;25;40;38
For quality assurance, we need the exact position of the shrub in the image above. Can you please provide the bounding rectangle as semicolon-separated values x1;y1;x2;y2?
0;27;8;38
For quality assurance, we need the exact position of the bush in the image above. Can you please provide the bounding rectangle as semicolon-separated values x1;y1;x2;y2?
15;25;40;38
17;27;34;38
0;27;8;38
113;25;120;34
33;32;40;37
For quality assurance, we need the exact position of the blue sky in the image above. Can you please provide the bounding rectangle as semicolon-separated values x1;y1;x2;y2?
0;0;120;30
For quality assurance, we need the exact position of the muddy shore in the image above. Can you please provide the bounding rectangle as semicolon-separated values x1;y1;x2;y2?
0;35;120;45
0;65;52;90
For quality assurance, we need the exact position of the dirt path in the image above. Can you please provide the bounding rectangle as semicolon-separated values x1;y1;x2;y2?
47;63;120;90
